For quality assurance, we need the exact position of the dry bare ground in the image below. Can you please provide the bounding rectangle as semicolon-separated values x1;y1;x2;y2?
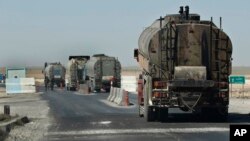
0;91;51;141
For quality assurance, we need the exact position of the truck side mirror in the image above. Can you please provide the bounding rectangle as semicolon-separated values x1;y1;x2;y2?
134;49;139;62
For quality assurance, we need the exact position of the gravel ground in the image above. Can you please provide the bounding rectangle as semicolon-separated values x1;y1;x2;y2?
0;93;52;141
229;97;250;114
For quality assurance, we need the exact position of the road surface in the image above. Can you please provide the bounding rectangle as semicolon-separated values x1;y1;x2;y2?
40;88;250;141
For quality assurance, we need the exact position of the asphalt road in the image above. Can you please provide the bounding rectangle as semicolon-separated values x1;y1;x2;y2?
41;87;250;141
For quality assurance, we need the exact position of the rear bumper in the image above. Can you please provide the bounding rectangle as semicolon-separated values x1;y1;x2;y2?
151;80;229;108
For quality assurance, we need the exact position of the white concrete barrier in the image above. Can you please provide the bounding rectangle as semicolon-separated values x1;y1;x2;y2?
107;87;114;101
117;89;125;106
114;89;122;104
6;78;36;94
110;88;117;102
107;86;129;106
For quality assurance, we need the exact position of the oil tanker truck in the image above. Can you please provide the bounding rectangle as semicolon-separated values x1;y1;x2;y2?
66;56;90;91
134;6;233;121
84;54;121;92
43;62;66;90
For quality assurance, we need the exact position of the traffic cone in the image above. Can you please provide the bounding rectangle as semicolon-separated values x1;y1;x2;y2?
124;91;129;106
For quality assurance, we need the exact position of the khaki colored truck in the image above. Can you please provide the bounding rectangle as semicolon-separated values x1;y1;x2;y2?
134;6;233;122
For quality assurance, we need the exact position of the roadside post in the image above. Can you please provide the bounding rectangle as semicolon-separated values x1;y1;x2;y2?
229;76;245;98
4;105;10;115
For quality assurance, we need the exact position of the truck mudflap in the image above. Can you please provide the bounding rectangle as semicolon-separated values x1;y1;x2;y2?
144;106;169;122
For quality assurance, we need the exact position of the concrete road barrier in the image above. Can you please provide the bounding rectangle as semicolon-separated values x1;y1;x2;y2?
113;89;120;104
6;78;36;94
115;89;124;106
107;87;114;101
110;88;117;102
107;86;130;106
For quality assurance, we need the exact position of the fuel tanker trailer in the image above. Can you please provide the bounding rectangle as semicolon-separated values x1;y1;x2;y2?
66;56;90;91
44;62;66;90
134;6;233;122
85;54;121;92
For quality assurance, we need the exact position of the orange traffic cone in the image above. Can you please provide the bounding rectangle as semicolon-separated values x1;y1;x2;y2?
124;91;129;106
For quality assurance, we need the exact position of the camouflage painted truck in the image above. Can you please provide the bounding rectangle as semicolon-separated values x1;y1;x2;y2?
43;62;66;90
66;56;90;91
134;6;233;121
85;54;121;92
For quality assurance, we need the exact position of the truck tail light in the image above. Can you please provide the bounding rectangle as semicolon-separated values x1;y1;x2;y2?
153;81;167;88
153;92;167;98
215;82;228;88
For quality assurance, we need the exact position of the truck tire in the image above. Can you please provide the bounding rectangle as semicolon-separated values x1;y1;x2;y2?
201;107;228;122
144;92;155;121
69;87;76;91
158;108;169;122
217;107;228;122
145;106;155;122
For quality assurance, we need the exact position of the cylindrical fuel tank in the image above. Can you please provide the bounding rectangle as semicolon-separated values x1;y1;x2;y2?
138;14;233;77
85;54;121;80
138;20;165;61
67;57;89;86
44;63;66;80
67;59;78;83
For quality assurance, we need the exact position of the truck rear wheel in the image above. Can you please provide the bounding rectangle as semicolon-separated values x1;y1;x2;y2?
201;107;228;122
69;87;76;91
145;106;156;122
217;107;228;122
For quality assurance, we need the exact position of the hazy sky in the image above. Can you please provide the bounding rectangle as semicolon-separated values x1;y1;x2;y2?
0;0;249;67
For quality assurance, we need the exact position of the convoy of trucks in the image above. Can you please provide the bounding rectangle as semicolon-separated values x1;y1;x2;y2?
44;54;121;92
39;6;233;122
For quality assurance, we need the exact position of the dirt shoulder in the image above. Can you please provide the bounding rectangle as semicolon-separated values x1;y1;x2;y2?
0;93;52;141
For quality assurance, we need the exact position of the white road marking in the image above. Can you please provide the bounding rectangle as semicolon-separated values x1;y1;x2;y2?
91;121;112;125
73;92;96;96
47;127;229;136
99;121;112;125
